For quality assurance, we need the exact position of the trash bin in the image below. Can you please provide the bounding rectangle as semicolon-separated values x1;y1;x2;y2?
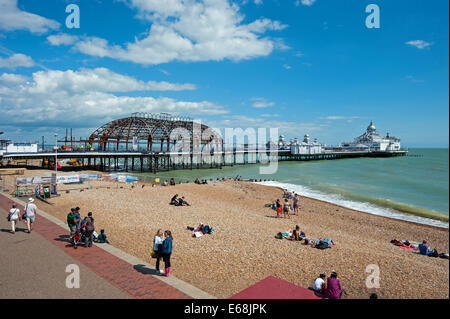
43;185;51;199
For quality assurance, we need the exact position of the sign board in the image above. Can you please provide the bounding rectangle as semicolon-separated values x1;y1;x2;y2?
56;175;80;184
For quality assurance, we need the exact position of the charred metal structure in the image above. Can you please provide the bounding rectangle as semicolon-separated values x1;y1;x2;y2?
88;112;222;152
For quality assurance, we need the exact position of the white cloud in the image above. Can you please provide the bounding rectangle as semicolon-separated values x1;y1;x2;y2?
0;68;227;126
254;0;263;5
405;40;433;50
0;53;35;69
319;116;361;120
47;34;79;46
283;64;291;70
405;75;424;83
62;0;288;65
26;68;197;93
0;73;28;84
0;0;60;33
295;0;316;6
250;97;275;108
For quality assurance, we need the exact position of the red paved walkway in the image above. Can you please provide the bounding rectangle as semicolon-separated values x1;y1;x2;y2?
230;276;320;299
0;194;190;299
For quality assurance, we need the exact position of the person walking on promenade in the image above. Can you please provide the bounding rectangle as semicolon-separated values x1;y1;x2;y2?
153;229;164;274
7;204;20;234
84;212;95;248
67;208;80;246
160;230;173;277
24;198;37;233
74;207;82;234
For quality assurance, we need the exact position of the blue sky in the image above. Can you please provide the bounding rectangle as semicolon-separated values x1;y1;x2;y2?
0;0;448;147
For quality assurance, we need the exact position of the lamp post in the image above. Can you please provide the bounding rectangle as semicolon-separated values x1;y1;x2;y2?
54;133;58;175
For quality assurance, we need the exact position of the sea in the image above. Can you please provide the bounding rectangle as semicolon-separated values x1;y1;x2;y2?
131;148;449;229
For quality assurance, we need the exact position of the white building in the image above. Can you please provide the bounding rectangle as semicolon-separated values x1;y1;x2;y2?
340;122;401;151
289;134;323;155
4;142;38;154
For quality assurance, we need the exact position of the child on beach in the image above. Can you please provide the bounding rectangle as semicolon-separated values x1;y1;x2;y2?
96;229;109;244
313;274;327;296
276;199;282;218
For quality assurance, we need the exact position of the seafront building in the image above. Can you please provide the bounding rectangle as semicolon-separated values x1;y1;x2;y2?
337;121;401;151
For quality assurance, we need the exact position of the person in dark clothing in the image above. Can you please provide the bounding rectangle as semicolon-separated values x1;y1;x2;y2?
160;230;173;277
170;194;180;206
84;212;95;248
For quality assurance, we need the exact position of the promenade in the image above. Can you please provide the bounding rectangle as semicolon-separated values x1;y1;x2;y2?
0;193;212;299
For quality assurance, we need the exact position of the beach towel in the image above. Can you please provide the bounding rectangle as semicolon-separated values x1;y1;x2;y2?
400;246;414;250
193;231;203;238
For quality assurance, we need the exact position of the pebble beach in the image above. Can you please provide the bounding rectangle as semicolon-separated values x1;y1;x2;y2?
4;169;449;299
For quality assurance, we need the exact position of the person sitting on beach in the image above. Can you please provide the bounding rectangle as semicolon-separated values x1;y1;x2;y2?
162;180;168;186
178;196;191;206
419;240;432;255
313;274;327;296
291;225;305;241
195;178;200;184
170;194;180;206
170;178;176;186
324;271;343;299
96;229;109;244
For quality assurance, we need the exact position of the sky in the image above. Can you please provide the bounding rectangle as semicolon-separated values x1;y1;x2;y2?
0;0;448;148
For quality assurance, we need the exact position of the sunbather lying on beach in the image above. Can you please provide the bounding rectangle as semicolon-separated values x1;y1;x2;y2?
303;237;335;248
178;196;191;206
188;223;214;237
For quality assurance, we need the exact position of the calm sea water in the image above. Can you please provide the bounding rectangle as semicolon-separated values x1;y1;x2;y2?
131;148;449;228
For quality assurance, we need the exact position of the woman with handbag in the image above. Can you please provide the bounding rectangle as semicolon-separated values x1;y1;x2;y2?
153;229;164;274
7;204;20;234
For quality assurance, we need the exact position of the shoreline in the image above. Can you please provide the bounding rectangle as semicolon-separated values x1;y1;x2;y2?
261;183;448;231
255;181;449;228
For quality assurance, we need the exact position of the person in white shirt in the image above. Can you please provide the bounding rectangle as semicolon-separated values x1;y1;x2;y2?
8;204;20;234
313;274;327;296
24;198;37;233
153;229;165;274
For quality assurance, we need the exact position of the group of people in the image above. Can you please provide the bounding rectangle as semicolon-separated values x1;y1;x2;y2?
391;239;449;259
272;191;300;218
152;229;173;276
312;271;345;299
6;197;37;234
194;178;208;185
66;207;107;248
170;194;191;206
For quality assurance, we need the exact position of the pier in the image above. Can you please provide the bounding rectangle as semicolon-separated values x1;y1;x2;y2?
0;113;407;173
0;149;407;173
